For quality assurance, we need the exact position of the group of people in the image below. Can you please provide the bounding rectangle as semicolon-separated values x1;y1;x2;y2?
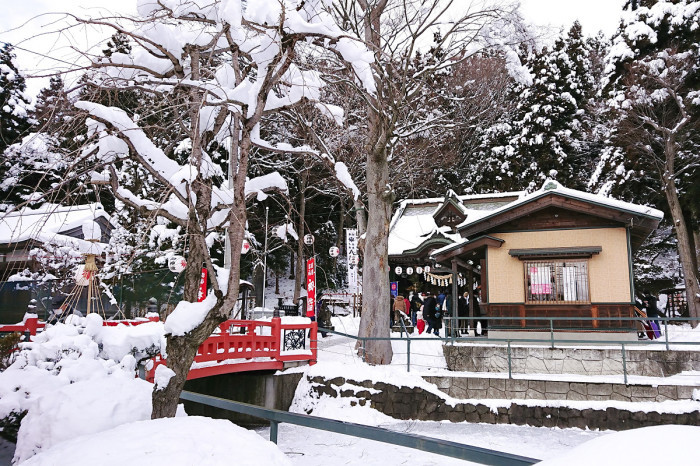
391;288;484;336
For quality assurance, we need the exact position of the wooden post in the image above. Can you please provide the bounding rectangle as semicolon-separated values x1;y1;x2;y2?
468;268;474;334
451;260;458;338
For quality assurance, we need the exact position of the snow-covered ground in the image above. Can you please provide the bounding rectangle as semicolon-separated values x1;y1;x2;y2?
1;309;699;464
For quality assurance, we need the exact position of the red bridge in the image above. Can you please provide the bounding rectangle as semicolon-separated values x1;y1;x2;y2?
1;316;318;381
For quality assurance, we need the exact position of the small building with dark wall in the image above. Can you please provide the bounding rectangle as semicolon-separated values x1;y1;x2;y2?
0;204;113;323
430;181;663;340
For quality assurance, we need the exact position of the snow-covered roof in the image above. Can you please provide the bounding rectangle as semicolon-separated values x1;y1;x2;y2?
457;180;664;231
0;204;112;250
388;191;522;257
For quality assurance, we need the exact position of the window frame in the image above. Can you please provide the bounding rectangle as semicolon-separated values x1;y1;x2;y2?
523;259;591;305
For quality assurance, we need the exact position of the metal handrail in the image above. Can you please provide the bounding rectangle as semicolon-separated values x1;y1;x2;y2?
180;390;539;466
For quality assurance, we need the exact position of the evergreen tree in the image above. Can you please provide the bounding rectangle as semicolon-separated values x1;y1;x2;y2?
475;22;596;192
0;43;31;154
594;0;700;320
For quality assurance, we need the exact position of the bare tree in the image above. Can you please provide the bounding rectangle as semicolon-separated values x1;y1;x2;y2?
329;0;528;364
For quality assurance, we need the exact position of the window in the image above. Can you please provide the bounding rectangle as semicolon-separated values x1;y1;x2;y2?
524;259;590;304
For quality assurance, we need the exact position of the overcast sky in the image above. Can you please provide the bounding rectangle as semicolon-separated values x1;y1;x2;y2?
1;0;628;97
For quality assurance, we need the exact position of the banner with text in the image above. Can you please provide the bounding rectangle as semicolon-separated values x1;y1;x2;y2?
306;257;316;317
198;267;208;302
345;229;359;293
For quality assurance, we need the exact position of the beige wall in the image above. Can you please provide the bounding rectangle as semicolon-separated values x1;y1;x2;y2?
486;228;631;303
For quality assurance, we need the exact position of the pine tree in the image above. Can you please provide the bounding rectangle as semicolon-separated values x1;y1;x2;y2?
0;43;31;154
474;22;596;193
595;0;700;321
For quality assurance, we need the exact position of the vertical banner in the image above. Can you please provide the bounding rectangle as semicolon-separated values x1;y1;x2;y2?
345;228;358;293
390;281;398;298
198;267;208;302
306;258;316;318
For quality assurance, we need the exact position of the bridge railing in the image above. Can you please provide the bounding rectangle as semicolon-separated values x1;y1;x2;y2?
145;317;318;382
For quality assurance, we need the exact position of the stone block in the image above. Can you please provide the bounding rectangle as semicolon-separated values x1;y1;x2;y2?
467;378;490;390
677;386;697;400
631;386;659;398
588;395;611;401
489;378;506;391
528;380;546;393
610;393;631;402
524;357;548;373
449;411;465;423
543;359;564;373
505;390;526;400
547;348;566;360
601;358;624;374
631;396;656;403
570;383;587;395
582;359;604;374
566;391;588;401
545;381;570;394
491;355;509;372
468;389;488;399
464;404;477;413
612;384;631;397
476;404;490;415
525;389;546;400
329;376;346;386
505;379;529;392
434;377;451;390
465;411;480;423
451;384;468;399
486;387;506;399
561;358;586;375
624;349;646;362
588;383;613;396
581;349;605;361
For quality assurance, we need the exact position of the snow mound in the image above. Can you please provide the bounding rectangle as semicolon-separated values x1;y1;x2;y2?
21;416;291;466
538;425;700;466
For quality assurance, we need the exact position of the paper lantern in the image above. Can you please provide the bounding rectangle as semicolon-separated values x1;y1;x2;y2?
241;239;251;254
424;266;431;274
168;255;187;273
394;266;402;275
406;267;413;275
303;234;315;245
415;267;423;274
329;246;340;257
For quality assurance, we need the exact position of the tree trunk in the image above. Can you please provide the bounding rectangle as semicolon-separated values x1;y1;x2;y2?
663;176;700;324
357;141;393;364
293;176;306;303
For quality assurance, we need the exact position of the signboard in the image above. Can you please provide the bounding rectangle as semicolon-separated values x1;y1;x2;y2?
390;281;398;298
346;229;358;292
198;267;208;302
306;258;316;317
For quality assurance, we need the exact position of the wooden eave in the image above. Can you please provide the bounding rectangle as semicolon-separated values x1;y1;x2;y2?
390;236;453;261
432;197;466;224
508;246;602;260
432;234;504;265
457;192;661;251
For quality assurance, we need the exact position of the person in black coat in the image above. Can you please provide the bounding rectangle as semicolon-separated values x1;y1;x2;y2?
410;293;423;326
423;291;441;336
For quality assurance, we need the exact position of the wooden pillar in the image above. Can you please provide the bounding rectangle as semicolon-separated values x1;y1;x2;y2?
451;260;458;337
468;268;474;333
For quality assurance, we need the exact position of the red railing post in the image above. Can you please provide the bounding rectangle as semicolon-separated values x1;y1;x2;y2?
271;317;281;359
309;321;318;365
24;316;38;336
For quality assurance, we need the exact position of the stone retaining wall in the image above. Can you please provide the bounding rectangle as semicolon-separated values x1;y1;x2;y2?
422;376;699;402
443;345;700;377
305;375;700;431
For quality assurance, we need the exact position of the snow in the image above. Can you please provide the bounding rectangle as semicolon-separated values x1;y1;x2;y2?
245;172;289;202
538;425;700;466
457;179;664;230
22;416;291;466
334;162;361;200
163;292;218;337
0;203;111;246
